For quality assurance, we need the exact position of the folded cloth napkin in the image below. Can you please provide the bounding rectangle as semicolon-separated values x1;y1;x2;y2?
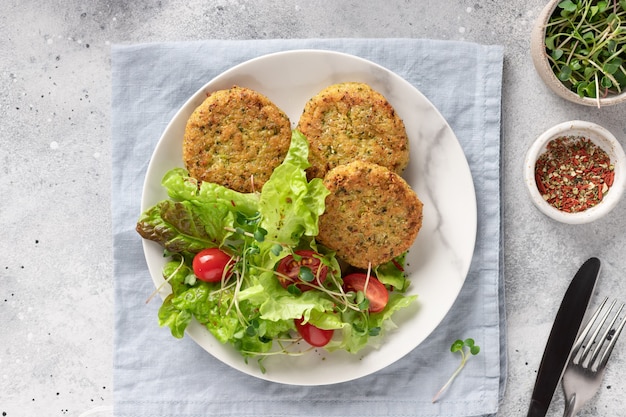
111;38;504;417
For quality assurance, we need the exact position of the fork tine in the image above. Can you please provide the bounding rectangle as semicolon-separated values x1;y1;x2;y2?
597;304;626;369
571;297;608;365
584;299;618;365
573;297;625;372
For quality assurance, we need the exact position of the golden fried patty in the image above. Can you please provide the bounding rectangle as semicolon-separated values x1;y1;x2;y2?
317;161;423;269
297;82;409;180
183;86;292;193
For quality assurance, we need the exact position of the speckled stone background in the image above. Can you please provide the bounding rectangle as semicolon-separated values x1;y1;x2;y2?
2;1;626;416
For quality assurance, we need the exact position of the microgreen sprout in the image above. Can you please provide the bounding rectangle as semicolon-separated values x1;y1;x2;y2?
145;254;186;304
298;266;315;282
223;225;286;250
544;0;626;106
432;338;481;403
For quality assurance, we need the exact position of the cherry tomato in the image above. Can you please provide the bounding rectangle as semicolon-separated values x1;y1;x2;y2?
275;250;328;291
192;248;233;282
342;273;389;313
294;318;334;347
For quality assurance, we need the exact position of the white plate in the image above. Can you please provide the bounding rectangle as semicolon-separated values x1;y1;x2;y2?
140;49;477;385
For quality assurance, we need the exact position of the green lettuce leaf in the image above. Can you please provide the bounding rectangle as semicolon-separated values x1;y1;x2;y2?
163;167;260;218
254;272;336;322
259;130;329;248
137;167;261;255
375;253;410;292
158;294;193;339
136;199;231;254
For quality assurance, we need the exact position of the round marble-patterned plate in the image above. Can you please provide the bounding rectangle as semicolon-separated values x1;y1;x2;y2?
140;50;477;385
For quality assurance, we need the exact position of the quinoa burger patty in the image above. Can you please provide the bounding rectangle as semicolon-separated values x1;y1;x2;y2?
183;85;292;193
317;161;423;269
297;82;409;180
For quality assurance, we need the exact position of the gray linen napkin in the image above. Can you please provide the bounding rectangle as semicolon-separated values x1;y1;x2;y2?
111;38;504;417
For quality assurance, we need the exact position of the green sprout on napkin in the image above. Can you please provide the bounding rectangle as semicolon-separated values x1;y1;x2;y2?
432;338;480;403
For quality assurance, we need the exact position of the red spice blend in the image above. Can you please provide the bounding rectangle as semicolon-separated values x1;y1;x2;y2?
535;136;615;213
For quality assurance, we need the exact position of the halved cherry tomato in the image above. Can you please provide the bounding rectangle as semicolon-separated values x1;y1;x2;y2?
192;248;233;282
275;250;328;291
294;318;334;347
342;273;389;313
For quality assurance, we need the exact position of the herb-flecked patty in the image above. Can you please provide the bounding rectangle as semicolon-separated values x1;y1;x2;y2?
317;161;423;269
183;86;292;193
296;82;409;180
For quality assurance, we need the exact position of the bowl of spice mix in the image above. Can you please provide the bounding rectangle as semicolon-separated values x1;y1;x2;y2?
524;120;626;224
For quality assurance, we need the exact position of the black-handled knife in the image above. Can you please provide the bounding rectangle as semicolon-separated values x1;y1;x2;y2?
526;257;601;417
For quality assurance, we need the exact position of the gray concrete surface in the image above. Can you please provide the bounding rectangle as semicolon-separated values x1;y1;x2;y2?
2;0;626;416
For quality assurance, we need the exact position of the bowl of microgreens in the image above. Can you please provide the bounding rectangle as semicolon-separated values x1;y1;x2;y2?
531;0;626;107
524;120;626;224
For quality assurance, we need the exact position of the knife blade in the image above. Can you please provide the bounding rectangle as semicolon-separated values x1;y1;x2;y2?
526;257;601;417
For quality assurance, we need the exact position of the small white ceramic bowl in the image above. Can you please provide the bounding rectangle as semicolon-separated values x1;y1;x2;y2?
530;0;626;107
524;120;626;224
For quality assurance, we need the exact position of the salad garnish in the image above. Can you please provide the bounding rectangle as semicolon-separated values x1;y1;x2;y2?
432;338;481;402
136;130;417;370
